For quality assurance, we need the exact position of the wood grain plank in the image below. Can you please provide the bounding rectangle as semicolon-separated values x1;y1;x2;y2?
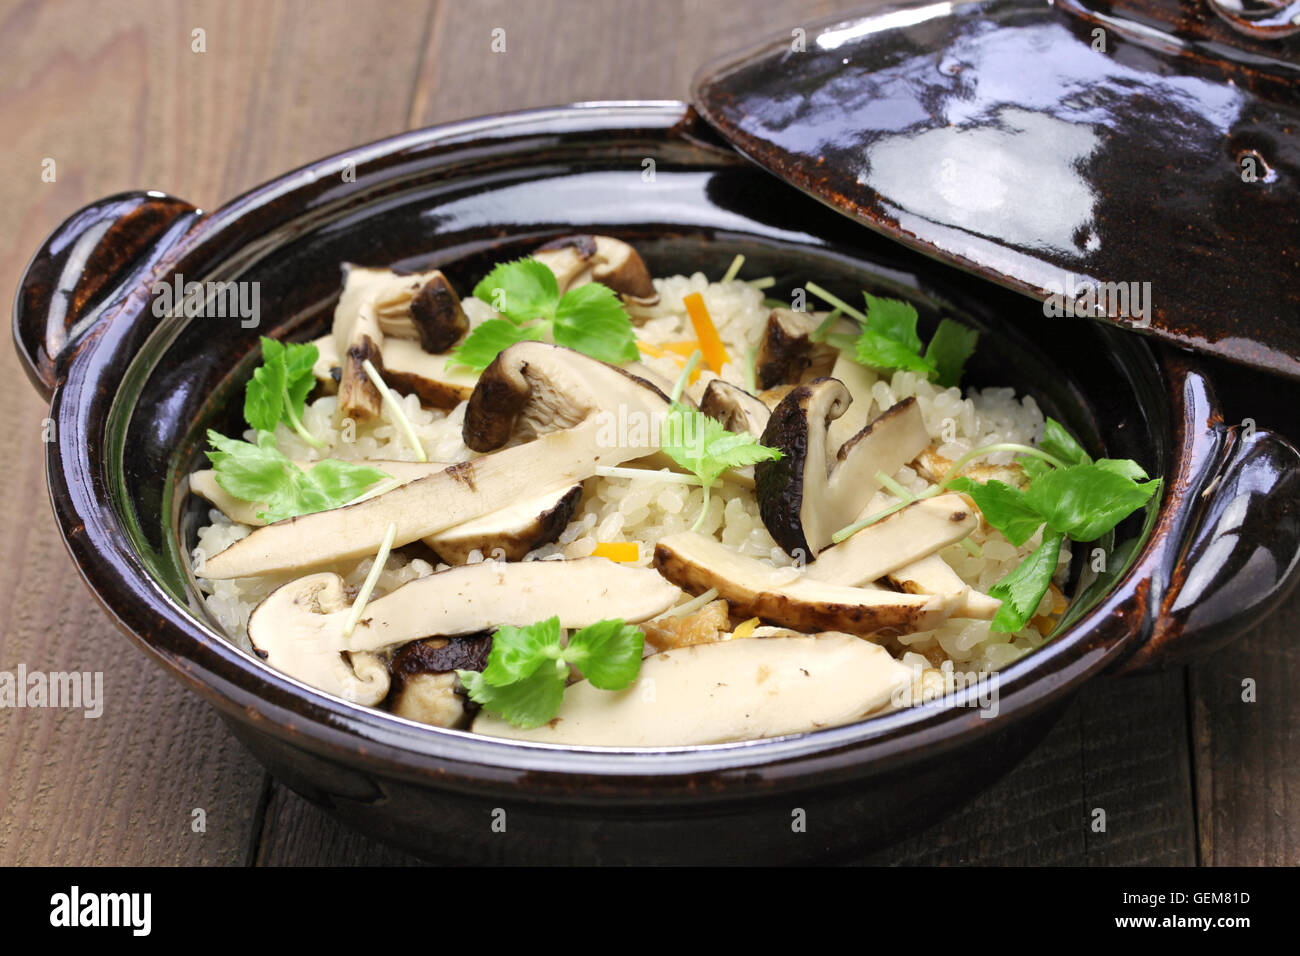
0;0;433;865
1190;596;1300;866
408;0;866;126
255;785;424;866
856;669;1196;865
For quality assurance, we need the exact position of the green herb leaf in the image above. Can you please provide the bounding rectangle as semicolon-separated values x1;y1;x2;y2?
563;619;644;689
989;531;1063;633
947;477;1044;547
553;283;639;364
472;258;559;323
863;293;924;352
951;420;1159;633
448;319;546;371
660;403;782;530
205;429;389;523
459;616;646;728
1039;418;1091;467
925;318;980;388
855;329;935;376
480;617;564;686
244;337;323;446
845;293;977;386
459;667;566;730
1023;465;1159;542
461;257;639;370
1094;458;1149;481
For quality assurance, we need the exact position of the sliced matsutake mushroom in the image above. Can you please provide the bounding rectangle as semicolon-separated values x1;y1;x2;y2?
195;462;581;566
754;308;818;389
343;264;470;353
424;484;583;564
247;559;680;702
386;632;493;727
826;352;878;450
202;415;637;579
471;633;914;746
313;334;478;410
887;554;1001;620
531;234;658;305
190;459;445;527
653;532;956;636
462;341;671;452
331;266;395;421
699;379;771;438
753;309;856;390
756;383;931;559
803;495;977;586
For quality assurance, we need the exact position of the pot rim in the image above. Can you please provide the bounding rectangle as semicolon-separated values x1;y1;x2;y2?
41;100;1202;801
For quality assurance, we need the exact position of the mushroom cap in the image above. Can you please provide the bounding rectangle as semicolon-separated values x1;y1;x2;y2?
755;378;853;558
462;341;671;452
699;379;771;438
247;572;392;705
408;272;469;353
756;383;930;558
533;234;657;302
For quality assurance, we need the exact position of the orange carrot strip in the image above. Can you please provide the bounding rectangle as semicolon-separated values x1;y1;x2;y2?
636;340;667;358
682;293;730;373
592;541;640;563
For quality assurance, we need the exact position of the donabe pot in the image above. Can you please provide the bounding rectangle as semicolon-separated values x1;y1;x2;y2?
14;102;1300;864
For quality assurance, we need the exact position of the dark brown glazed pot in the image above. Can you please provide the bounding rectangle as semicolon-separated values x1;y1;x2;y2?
13;102;1300;864
693;0;1300;378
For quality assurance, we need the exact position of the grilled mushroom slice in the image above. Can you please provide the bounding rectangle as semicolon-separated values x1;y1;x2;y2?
754;308;819;390
802;495;977;586
341;264;470;354
653;532;956;636
756;384;930;559
424;484;583;564
386;632;493;727
202;418;622;578
331;267;400;421
472;633;914;746
313;334;477;410
462;341;671;452
192;463;576;563
887;554;1001;620
190;459;438;527
753;309;856;390
246;559;681;700
699;379;771;438
531;234;657;305
826;352;878;450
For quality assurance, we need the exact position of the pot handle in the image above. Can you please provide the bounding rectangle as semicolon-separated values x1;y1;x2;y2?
1114;362;1300;673
12;190;200;401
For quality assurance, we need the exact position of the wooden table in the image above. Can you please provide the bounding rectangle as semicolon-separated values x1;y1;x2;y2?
0;0;1295;866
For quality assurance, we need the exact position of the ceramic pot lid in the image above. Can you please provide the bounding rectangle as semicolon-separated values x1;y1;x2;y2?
692;0;1300;378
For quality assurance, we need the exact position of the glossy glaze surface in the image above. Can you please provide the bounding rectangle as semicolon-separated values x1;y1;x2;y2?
12;102;1300;861
693;0;1300;377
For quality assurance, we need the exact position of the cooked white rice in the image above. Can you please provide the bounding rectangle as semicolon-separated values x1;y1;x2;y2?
193;273;1065;680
